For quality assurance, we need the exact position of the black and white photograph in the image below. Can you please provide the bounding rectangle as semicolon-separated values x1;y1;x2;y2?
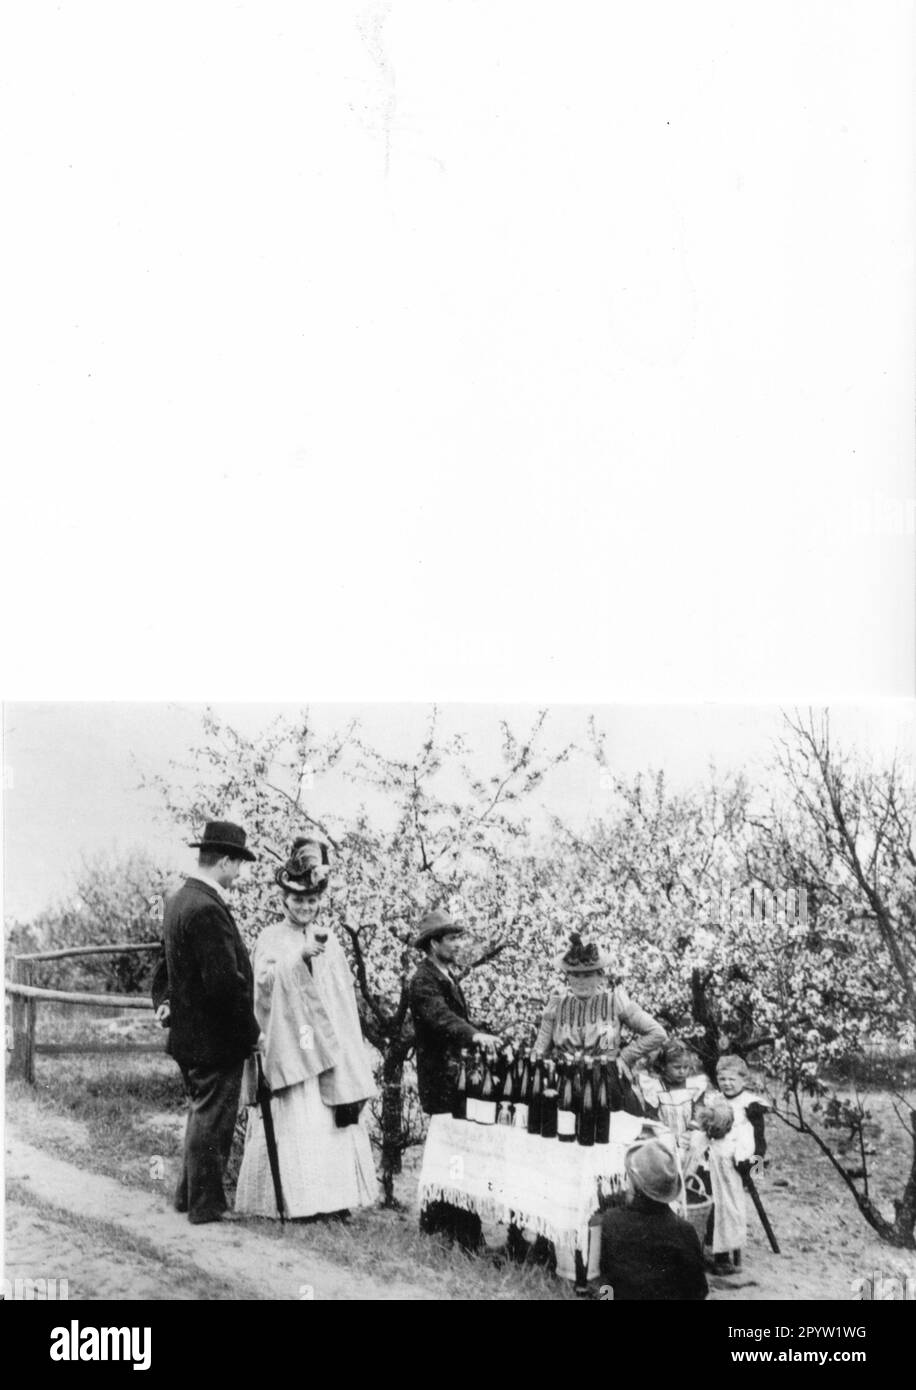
4;700;916;1306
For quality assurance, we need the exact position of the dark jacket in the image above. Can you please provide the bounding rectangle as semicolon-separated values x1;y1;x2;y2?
151;877;260;1069
408;956;480;1114
600;1195;708;1301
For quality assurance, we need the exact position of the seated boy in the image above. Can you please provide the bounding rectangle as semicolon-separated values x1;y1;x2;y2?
599;1139;708;1301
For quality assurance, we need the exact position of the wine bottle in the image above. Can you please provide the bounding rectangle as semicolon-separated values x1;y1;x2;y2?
557;1061;577;1142
502;1043;515;1092
595;1054;611;1144
540;1061;559;1139
606;1054;624;1113
452;1049;469;1121
513;1051;531;1129
466;1046;483;1123
478;1049;498;1125
578;1057;596;1147
571;1052;584;1117
527;1055;543;1134
497;1046;515;1125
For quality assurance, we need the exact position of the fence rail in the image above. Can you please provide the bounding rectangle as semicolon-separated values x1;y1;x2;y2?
35;1042;166;1056
13;941;161;963
5;943;163;1083
6;982;155;1009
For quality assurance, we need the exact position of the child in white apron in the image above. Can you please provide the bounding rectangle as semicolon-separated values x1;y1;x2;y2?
696;1055;769;1274
639;1040;711;1174
713;1054;768;1270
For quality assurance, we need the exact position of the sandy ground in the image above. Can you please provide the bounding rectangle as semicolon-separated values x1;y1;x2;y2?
5;1200;217;1302
5;1134;437;1301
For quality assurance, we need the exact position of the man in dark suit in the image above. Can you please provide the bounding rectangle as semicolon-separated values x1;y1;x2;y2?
408;909;500;1115
151;821;260;1225
408;909;500;1247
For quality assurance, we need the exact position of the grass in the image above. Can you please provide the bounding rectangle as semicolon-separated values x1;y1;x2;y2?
8;1034;574;1300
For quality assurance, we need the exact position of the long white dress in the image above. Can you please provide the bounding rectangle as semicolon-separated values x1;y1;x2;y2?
236;1074;377;1217
235;923;378;1218
703;1087;766;1254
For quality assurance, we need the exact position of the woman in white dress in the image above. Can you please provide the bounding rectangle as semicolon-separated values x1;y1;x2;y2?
235;838;378;1219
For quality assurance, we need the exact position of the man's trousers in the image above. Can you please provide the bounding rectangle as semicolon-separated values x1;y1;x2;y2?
176;1060;244;1224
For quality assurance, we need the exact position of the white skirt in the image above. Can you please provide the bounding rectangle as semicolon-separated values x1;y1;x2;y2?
235;1076;378;1219
707;1139;747;1253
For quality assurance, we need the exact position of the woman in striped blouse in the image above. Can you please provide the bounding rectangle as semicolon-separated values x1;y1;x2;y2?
533;933;667;1112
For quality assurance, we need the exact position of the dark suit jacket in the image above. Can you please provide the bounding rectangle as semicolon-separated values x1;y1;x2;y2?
151;877;259;1070
408;956;480;1114
600;1197;708;1301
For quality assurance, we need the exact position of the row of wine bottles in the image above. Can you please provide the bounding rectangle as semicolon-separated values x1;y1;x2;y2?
453;1046;627;1146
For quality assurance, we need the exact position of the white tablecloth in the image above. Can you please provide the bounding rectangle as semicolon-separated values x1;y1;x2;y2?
418;1111;667;1262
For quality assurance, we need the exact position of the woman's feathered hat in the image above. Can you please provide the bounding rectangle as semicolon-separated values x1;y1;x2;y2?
275;837;330;897
555;931;613;974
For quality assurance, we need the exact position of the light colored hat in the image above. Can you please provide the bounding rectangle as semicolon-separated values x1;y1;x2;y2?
413;908;466;950
625;1139;683;1205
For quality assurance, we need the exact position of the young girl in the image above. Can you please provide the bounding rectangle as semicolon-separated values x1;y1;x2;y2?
716;1053;768;1177
639;1041;711;1168
700;1055;769;1273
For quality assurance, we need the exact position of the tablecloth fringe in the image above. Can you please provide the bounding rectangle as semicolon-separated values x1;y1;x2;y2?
419;1183;588;1250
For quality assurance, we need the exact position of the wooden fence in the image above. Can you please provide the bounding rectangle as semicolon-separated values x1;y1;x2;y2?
5;942;163;1084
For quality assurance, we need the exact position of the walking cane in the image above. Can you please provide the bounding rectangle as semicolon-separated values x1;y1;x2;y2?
740;1164;779;1253
256;1053;287;1224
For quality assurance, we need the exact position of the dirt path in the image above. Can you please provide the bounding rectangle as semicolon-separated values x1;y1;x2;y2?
6;1134;437;1301
5;1197;255;1301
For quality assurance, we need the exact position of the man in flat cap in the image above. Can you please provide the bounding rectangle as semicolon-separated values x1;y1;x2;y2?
408;908;500;1248
151;821;261;1224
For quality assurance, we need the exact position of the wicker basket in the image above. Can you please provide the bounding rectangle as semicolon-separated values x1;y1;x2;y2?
683;1175;714;1242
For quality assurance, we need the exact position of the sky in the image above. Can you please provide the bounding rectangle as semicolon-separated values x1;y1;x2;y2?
2;7;913;910
3;700;914;921
3;3;914;706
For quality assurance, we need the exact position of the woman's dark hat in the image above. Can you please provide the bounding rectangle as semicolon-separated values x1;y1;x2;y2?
275;837;330;897
413;909;466;950
188;821;256;862
555;931;612;974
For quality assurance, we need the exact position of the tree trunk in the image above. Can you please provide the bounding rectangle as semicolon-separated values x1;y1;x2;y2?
379;1049;406;1208
690;968;720;1077
888;1136;916;1249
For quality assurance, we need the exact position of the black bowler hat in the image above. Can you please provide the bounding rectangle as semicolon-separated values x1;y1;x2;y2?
188;821;257;862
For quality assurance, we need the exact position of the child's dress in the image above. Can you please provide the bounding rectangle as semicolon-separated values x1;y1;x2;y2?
725;1087;769;1166
706;1128;746;1254
639;1071;711;1168
706;1086;768;1256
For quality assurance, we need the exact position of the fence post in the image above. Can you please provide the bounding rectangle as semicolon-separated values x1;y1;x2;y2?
9;959;36;1083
